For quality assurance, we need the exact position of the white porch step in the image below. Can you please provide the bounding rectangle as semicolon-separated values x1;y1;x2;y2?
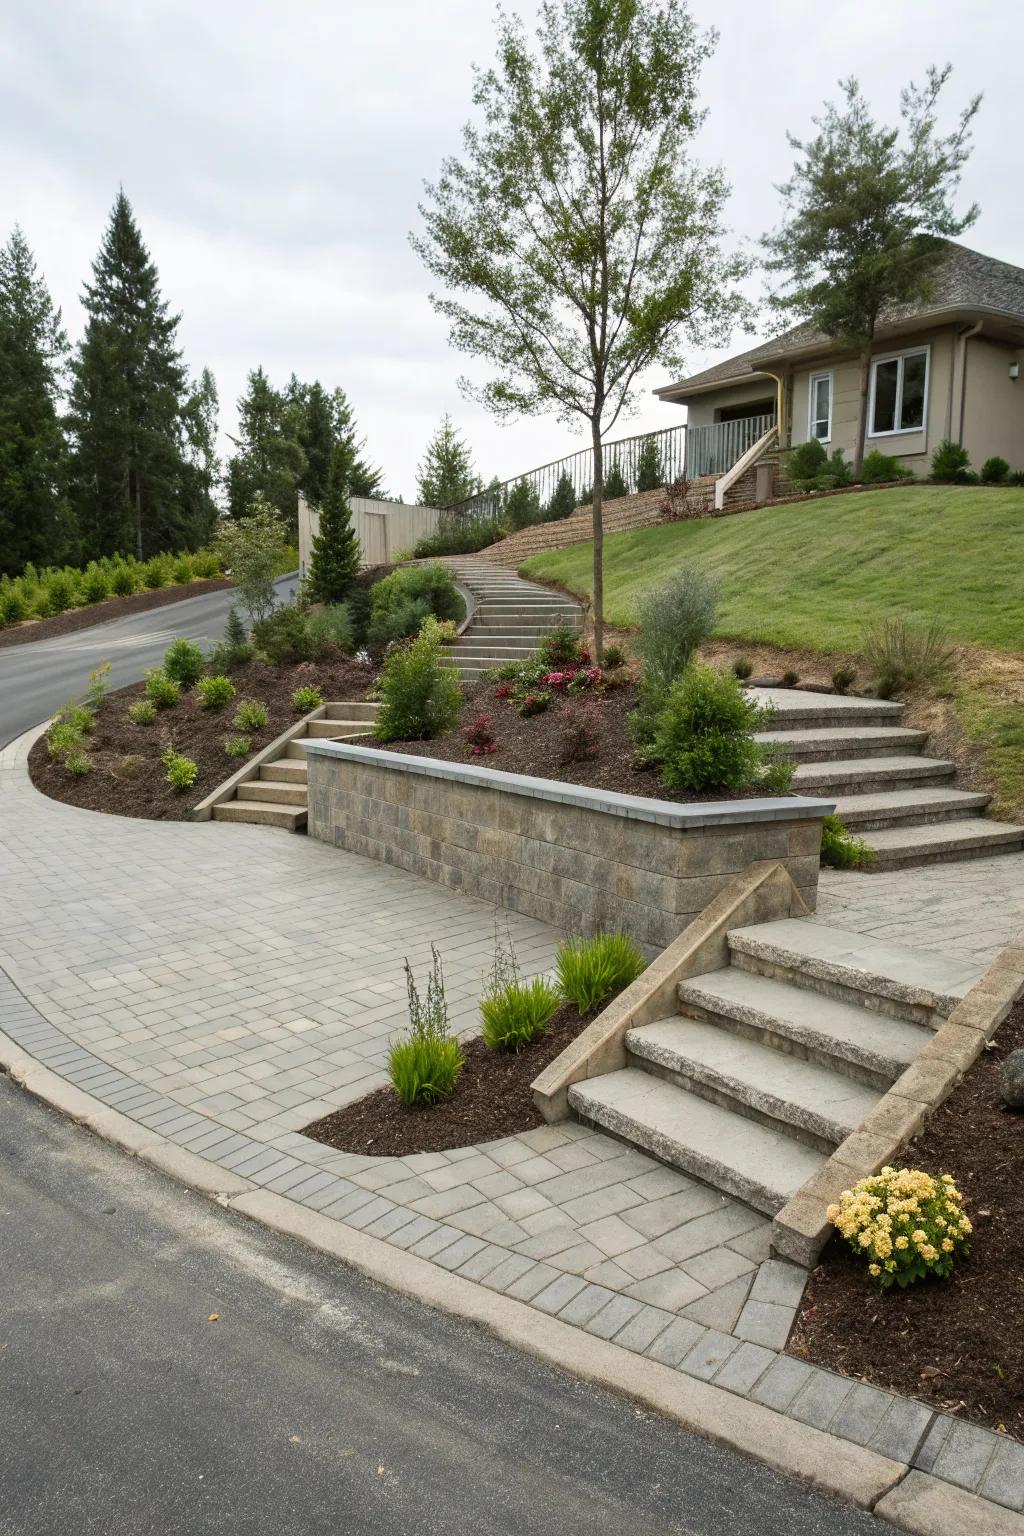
792;755;956;795
757;726;928;763
568;1070;824;1216
675;966;931;1088
833;786;991;829
864;817;1024;869
627;1016;881;1148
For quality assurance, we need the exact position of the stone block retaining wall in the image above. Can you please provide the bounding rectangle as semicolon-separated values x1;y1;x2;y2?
304;742;832;949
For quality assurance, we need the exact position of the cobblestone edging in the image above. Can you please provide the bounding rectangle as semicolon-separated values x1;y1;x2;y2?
2;726;1024;1519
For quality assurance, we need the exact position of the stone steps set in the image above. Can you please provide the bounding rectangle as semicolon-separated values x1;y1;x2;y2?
569;917;978;1219
751;686;1024;871
212;701;379;831
437;558;584;678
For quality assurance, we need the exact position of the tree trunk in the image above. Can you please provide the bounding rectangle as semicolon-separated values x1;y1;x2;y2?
591;420;604;664
133;470;143;562
853;346;872;481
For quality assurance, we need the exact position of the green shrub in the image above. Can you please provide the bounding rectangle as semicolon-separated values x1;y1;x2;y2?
162;749;199;791
215;499;291;624
602;644;624;669
43;571;77;613
654;666;771;792
544;473;578;523
635;435;665;493
0;587;29;625
306;603;353;656
413;514;506;559
781;669;799;687
555;933;648;1014
505;478;543;529
252;604;316;665
374;623;462;741
224;735;253;758
128;699;158;726
163;637;205;686
144;670;181;710
196;675;236;710
191;550;222;579
87;662;111;714
142;558;168;590
80;564;110;604
110;562;138;596
366;596;432;651
602;461;630;500
980;455;1010;485
482;976;562;1051
732;656;753;680
367;564;462;652
59;702;95;734
632;565;718;728
387;946;464;1105
820;813;875;869
46;721;84;759
233;698;269;731
65;749;92;777
171;556;194;584
292;685;324;713
538;623;585;669
930;439;973;484
832;665;857;694
784;438;827;490
863;618;955;698
860;449;913;484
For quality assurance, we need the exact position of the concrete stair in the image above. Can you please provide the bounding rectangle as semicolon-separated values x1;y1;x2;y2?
754;686;1024;868
211;699;377;832
432;557;584;678
568;916;980;1218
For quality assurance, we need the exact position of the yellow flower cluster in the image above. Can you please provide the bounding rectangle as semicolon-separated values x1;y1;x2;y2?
827;1166;971;1289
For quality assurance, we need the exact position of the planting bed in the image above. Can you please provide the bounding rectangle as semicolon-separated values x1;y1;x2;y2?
28;657;375;822
789;999;1024;1440
0;577;233;650
304;1002;591;1157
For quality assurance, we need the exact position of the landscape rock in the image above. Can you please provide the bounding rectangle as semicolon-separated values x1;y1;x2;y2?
1000;1047;1024;1109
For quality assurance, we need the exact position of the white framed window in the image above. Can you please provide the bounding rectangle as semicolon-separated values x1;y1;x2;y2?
808;371;833;441
868;346;930;437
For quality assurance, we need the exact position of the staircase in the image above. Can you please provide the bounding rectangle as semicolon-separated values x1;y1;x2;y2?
212;701;378;831
437;558;584;679
568;918;978;1217
754;687;1024;869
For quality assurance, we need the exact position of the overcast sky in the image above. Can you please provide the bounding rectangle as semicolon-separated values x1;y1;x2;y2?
1;1;1019;501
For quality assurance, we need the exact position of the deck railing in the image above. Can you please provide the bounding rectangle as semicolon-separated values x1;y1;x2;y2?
685;414;776;478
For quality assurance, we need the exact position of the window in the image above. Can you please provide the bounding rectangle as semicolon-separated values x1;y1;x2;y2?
808;372;833;441
869;348;929;436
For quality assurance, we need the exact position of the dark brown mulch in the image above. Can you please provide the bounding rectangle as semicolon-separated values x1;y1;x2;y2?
0;578;234;650
789;1000;1024;1440
382;676;768;804
303;1001;593;1157
28;656;377;822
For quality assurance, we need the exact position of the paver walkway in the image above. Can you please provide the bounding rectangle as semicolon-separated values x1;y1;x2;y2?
2;724;1023;1514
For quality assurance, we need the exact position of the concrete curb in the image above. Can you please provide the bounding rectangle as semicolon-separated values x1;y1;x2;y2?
876;1471;1024;1535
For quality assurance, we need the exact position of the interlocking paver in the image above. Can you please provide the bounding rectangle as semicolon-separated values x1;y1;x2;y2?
679;1328;739;1382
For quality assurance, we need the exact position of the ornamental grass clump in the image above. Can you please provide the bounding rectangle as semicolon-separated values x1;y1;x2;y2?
820;813;875;870
233;698;269;731
828;1166;971;1288
479;921;560;1051
555;933;647;1014
387;946;464;1106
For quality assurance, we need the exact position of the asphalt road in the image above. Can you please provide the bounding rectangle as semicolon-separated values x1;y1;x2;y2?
0;575;298;748
0;1076;883;1536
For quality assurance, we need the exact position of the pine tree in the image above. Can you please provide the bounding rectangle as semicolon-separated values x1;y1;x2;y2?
67;191;193;559
505;478;541;529
0;226;73;576
544;472;577;522
307;441;361;603
225;367;305;527
415;414;480;507
289;378;384;506
603;460;629;500
180;366;220;547
635;435;664;492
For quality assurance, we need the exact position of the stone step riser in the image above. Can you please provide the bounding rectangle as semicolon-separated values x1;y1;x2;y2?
870;834;1024;871
304;721;375;739
283;745;313;763
324;703;378;721
727;948;943;1029
771;736;928;764
757;709;906;731
212;803;307;831
262;760;307;780
840;802;990;831
794;764;956;795
237;782;308;806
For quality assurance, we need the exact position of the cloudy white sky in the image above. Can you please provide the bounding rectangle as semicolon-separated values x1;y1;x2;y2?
1;1;1020;501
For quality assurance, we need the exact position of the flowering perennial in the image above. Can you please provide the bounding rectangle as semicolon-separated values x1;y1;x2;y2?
827;1166;971;1288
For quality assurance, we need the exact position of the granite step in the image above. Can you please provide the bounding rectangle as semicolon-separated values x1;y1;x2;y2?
750;688;905;731
212;801;307;831
792;755;956;795
864;816;1024;869
627;1015;881;1149
756;726;928;763
260;758;307;782
833;786;991;829
568;1069;825;1216
675;966;932;1088
237;780;307;806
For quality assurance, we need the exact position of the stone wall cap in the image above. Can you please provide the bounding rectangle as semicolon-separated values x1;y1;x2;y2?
302;739;835;828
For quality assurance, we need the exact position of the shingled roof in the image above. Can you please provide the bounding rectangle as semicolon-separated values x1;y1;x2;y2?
658;243;1024;398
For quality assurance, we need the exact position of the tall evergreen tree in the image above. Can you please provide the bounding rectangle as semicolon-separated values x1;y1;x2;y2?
288;377;384;506
67;192;196;559
545;471;577;522
635;435;665;492
307;441;361;603
0;226;73;576
180;366;221;547
415;414;480;507
225;367;305;527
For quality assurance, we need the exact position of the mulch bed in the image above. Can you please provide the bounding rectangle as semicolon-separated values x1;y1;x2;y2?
382;675;768;804
0;577;234;650
789;1000;1024;1440
303;1001;592;1157
27;657;376;822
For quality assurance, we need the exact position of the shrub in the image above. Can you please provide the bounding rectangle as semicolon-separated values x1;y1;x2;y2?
387;946;464;1106
110;562;138;596
368;564;462;648
602;461;629;500
128;699;157;726
784;438;827;490
196;675;236;710
863;618;955;698
538;622;585;669
820;813;875;869
163;637;205;687
654;666;771;792
374;623;462;741
65;749;92;776
517;690;550;717
144;670;181;710
603;644;624;669
930;439;973;484
544;473;578;523
233;698;269;731
43;570;77;613
980;455;1010;485
87;662;111;713
631;566;719;743
635;435;665;493
827;1166;971;1288
0;586;29;625
252;605;315;665
481;976;561;1052
80;564;110;604
860;449;913;484
192;550;222;578
46;721;84;759
366;597;432;651
171;556;194;584
413;514;506;559
57;702;95;735
292;684;324;713
1010;470;1024;487
225;735;253;758
462;714;497;755
224;606;248;651
781;669;799;687
559;702;602;765
832;665;857;694
306;602;354;656
214;607;253;671
732;656;753;680
142;558;168;590
555;933;648;1014
214;497;291;624
505;478;542;529
162;749;199;792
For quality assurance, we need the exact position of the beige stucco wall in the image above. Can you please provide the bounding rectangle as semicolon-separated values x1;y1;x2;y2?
298;494;441;577
961;336;1024;470
685;377;778;430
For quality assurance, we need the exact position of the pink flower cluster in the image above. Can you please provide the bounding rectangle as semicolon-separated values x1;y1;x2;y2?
543;665;604;692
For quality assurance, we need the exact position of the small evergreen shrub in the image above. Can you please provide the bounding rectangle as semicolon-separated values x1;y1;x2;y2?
863;618;954;698
374;624;462;741
980;455;1010;485
481;977;561;1052
860;449;912;484
388;946;464;1106
832;665;857;694
252;605;316;665
225;735;253;758
828;1167;971;1288
306;603;354;657
505;478;543;529
602;645;624;669
163;637;205;687
784;438;827;489
142;559;168;590
110;562;138;595
413;515;506;558
46;721;84;759
654;666;769;793
602;461;630;500
555;933;648;1014
635;435;665;493
930;439;973;483
233;698;269;731
144;670;181;710
292;685;324;713
820;813;875;869
162;749;199;791
732;656;753;680
539;623;585;669
80;564;110;604
196;675;236;710
128;699;157;726
65;749;92;776
544;473;578;523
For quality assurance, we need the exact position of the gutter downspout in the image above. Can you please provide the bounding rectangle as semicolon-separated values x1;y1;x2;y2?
760;369;787;448
956;321;984;447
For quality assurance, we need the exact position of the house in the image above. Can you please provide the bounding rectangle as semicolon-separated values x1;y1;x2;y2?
656;243;1024;481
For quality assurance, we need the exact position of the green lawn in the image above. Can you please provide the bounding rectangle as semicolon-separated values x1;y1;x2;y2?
521;487;1024;652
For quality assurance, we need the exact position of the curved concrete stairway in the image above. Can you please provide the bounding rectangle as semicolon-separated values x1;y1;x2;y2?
437;558;584;679
569;917;979;1217
212;701;378;831
753;687;1024;869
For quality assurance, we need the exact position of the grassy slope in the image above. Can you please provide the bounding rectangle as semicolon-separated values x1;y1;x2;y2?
521;487;1024;653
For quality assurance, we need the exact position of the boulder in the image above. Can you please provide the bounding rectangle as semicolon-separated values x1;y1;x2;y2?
1001;1047;1024;1110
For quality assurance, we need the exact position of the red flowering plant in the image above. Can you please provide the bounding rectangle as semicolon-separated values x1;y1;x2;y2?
492;683;514;699
517;690;551;718
567;666;604;694
462;715;498;755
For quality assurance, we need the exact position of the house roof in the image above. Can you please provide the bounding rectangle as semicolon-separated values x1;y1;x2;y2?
657;243;1024;400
